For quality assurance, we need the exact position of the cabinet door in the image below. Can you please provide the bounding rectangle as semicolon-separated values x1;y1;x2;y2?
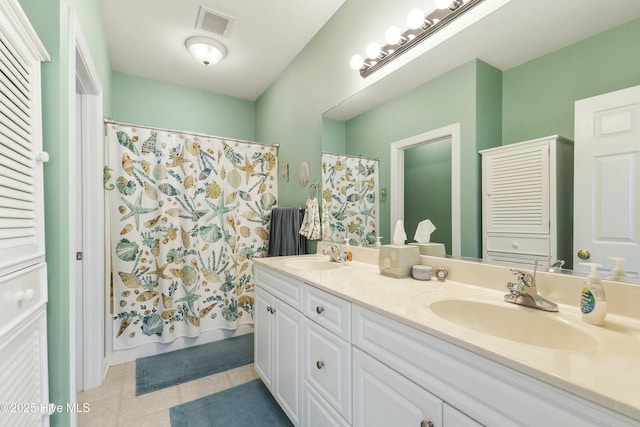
353;348;442;427
483;141;550;235
304;384;350;427
273;298;303;425
254;287;273;389
443;403;483;427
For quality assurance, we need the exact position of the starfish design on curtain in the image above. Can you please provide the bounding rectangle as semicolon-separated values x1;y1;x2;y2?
149;260;171;280
121;193;158;231
204;191;235;226
237;156;257;184
167;147;193;175
176;283;200;316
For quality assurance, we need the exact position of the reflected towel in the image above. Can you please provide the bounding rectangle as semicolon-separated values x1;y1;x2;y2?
299;197;321;240
267;207;307;257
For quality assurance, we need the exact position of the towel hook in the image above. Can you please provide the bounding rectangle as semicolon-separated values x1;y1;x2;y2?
308;181;319;199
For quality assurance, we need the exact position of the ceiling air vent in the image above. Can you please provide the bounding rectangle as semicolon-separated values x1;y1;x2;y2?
195;6;234;38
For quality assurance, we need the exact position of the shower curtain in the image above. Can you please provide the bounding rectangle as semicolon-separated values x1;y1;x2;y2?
321;153;379;245
106;123;277;349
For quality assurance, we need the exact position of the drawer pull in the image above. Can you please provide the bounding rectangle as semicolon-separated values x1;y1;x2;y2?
316;306;325;315
266;306;276;314
316;360;325;369
420;421;434;427
16;288;35;303
512;241;519;249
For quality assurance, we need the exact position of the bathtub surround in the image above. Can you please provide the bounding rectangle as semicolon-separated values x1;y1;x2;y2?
107;122;278;349
135;333;254;395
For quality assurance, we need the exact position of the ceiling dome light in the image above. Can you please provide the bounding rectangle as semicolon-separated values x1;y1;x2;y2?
434;0;453;9
407;8;426;30
185;36;226;66
350;54;364;70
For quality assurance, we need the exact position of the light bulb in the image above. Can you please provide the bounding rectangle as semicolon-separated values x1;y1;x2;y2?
366;42;381;59
434;0;452;9
406;8;425;30
350;54;364;70
385;26;402;45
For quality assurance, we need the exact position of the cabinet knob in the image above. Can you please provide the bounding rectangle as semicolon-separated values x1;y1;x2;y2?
512;241;519;249
316;306;324;315
420;421;434;427
316;361;325;369
266;306;276;314
36;152;49;163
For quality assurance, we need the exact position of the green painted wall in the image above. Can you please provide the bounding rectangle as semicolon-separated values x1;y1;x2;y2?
404;139;452;253
17;0;111;425
503;18;640;144
112;72;256;140
321;117;346;154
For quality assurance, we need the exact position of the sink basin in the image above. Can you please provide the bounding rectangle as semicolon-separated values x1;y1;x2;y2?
428;298;598;351
283;258;342;271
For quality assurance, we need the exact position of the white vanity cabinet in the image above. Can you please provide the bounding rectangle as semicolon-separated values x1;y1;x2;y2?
302;285;352;425
254;268;304;425
480;135;573;268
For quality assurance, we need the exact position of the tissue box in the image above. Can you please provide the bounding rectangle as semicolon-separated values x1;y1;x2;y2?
378;245;420;278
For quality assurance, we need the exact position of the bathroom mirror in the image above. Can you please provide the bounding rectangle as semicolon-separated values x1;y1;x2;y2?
320;0;640;280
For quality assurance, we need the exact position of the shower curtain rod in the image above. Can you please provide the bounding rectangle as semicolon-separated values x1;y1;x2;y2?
321;150;379;162
103;117;279;148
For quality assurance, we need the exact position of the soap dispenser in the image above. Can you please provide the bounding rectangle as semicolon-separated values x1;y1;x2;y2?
343;238;353;262
607;257;626;280
580;263;607;326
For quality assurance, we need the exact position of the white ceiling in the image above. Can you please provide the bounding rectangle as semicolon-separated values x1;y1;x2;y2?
98;0;346;101
99;0;640;108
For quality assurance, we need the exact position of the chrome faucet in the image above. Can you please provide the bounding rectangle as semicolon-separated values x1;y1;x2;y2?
322;244;345;263
504;259;558;312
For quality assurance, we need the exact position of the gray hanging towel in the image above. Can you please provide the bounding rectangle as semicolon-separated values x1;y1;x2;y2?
267;207;307;256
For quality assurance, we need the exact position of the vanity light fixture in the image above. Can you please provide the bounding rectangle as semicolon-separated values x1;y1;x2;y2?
186;36;227;66
350;0;484;77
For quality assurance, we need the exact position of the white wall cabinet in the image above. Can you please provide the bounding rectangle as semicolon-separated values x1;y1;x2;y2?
0;1;50;426
480;135;574;269
254;280;303;425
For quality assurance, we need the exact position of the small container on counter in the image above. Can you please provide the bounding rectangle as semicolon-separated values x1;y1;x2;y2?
411;265;433;281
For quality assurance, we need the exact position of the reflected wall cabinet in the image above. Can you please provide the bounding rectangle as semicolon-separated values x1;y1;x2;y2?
480;136;574;269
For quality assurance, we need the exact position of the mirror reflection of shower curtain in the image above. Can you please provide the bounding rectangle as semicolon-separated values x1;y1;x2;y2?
321;152;379;245
106;123;277;350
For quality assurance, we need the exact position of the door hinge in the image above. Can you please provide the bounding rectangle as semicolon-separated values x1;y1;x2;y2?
76;252;83;260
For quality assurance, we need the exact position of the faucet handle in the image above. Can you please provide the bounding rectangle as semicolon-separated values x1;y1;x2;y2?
509;269;535;287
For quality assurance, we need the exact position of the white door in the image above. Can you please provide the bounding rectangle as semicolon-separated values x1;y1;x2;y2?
254;287;273;389
574;85;640;274
74;88;84;390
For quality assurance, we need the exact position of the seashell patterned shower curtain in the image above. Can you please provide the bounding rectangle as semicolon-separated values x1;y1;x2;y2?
321;153;379;246
106;123;277;349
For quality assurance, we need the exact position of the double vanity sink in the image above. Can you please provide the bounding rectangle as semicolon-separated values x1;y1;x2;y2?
258;253;640;425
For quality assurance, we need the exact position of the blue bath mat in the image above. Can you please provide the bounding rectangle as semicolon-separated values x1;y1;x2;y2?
136;333;254;395
169;379;293;427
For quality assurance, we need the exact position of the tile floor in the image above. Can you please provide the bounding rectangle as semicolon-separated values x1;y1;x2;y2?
77;361;259;427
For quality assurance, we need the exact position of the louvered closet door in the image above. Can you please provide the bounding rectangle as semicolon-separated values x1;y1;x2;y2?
484;141;550;235
0;23;45;276
0;1;49;426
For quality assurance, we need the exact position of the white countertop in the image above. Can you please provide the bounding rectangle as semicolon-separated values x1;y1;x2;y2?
254;254;640;422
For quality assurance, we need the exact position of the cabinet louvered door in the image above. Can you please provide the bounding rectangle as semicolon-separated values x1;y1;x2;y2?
0;1;49;426
0;5;46;276
484;141;550;235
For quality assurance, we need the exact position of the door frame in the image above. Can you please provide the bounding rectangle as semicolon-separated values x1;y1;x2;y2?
390;123;461;256
68;8;105;396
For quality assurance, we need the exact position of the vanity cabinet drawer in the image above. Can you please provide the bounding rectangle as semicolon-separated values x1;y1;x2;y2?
485;234;549;256
303;318;352;423
303;285;351;342
255;264;303;310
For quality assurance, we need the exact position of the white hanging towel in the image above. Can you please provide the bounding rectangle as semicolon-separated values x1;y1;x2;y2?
300;197;321;240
